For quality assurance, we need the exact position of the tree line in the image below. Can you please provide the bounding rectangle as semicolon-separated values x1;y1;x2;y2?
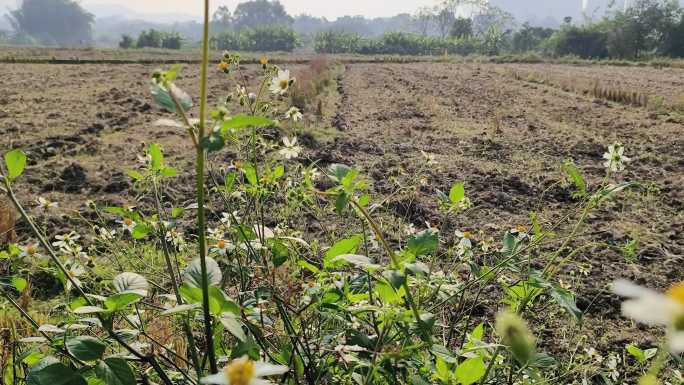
2;0;684;60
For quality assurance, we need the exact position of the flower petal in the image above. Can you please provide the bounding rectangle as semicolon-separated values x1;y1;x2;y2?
612;280;658;298
254;362;289;377
669;330;684;353
200;373;229;385
622;297;672;325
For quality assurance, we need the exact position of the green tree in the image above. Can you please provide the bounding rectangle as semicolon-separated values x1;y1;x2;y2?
662;13;684;57
136;29;163;48
6;0;94;46
161;32;183;50
434;8;456;38
450;17;473;38
546;25;609;58
512;23;555;53
212;5;233;31
119;34;134;49
232;0;293;31
606;0;681;58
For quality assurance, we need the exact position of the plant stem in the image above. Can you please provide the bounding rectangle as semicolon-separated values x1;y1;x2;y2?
479;346;502;385
197;0;217;374
3;181;174;385
349;199;430;344
152;178;202;378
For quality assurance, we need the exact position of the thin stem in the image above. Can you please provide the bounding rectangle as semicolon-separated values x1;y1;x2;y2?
2;291;88;367
169;88;198;149
3;181;174;385
197;0;217;374
152;178;202;378
479;346;502;385
348;199;430;344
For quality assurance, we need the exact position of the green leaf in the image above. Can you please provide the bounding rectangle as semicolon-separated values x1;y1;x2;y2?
159;167;178;178
148;144;163;171
561;160;586;198
374;280;403;304
327;163;352;183
331;254;380;270
449;182;465;203
334;192;349;214
127;170;143;181
221;115;275;133
22;351;44;366
113;272;148;296
179;285;238;316
66;336;106;361
4;149;27;181
549;286;583;322
131;224;151;240
324;236;362;269
626;344;652;363
455;357;486;385
27;357;87;385
430;345;459;364
95;358;136;385
407;231;439;257
12;277;28;292
270;240;289;267
224;172;238;193
529;352;557;368
104;293;143;311
201;132;225;153
243;163;258;186
469;323;484;341
220;313;246;341
182;257;222;288
151;83;192;114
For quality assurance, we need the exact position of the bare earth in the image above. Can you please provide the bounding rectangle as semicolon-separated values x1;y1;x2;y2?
1;59;683;362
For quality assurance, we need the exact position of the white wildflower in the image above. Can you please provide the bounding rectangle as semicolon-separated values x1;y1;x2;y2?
603;143;631;173
269;69;294;96
285;106;303;122
613;280;684;353
279;137;302;160
200;356;288;385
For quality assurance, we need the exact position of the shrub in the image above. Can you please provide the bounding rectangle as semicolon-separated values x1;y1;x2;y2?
211;26;298;52
546;25;609;59
136;29;163;49
161;32;182;50
118;34;134;49
314;31;480;56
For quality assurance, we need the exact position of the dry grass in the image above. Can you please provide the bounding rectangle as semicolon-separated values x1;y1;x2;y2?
290;56;334;115
508;69;650;107
0;197;17;245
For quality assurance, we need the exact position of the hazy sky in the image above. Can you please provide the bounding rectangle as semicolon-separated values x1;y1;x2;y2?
83;0;431;19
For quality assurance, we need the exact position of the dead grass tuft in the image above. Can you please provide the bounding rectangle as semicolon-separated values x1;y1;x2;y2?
0;197;17;245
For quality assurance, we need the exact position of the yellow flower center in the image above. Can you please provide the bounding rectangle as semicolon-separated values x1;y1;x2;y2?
666;282;684;307
218;62;229;71
516;225;528;233
124;219;133;226
260;57;268;65
217;240;226;249
279;80;289;90
224;359;256;385
462;231;473;239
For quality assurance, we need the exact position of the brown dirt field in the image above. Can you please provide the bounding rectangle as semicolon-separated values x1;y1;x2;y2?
1;60;683;366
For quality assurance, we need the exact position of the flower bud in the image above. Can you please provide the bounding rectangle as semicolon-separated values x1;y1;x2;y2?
496;311;536;366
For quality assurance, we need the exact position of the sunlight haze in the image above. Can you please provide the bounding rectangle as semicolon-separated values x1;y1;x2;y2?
83;0;427;19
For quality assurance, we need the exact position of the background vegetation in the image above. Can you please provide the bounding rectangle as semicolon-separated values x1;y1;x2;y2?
2;0;684;60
